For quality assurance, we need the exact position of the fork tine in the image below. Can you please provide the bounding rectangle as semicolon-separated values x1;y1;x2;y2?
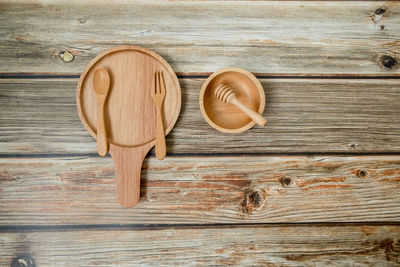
160;71;166;94
154;71;158;94
158;71;162;94
158;71;161;94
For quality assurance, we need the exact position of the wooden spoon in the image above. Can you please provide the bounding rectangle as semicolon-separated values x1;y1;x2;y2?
93;67;111;156
215;84;267;127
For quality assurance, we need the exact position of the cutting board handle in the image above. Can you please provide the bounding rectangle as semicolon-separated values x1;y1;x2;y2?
109;143;153;208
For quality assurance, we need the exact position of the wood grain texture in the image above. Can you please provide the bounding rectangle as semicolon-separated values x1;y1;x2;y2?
1;225;399;266
1;1;399;75
2;1;400;265
1;78;400;154
0;155;399;225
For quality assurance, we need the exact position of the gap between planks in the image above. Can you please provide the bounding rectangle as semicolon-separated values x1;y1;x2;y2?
1;152;400;159
1;73;400;79
1;222;400;233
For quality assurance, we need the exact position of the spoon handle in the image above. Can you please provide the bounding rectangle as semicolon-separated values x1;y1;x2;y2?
97;97;108;156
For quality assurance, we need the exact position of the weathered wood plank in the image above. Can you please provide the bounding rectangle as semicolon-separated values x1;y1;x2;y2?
1;78;400;154
1;156;399;225
1;224;399;266
1;1;399;75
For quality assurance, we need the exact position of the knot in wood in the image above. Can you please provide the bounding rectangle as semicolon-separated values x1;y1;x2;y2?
356;169;367;178
11;256;35;267
279;177;292;187
241;189;264;215
380;55;397;69
59;51;74;63
375;8;386;15
372;8;386;23
78;16;88;24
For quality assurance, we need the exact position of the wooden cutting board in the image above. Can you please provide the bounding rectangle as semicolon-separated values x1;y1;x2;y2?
76;45;181;207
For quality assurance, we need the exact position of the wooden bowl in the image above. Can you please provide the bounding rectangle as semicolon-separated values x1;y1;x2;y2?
199;68;265;133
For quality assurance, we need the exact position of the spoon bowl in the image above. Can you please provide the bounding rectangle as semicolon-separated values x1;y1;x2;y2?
93;67;110;95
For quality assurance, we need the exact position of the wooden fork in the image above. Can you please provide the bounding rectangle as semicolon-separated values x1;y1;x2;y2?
151;71;166;160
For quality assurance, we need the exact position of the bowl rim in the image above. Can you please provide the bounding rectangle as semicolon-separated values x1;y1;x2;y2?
199;67;265;133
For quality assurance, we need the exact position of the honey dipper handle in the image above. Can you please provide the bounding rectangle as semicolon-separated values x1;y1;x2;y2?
230;97;267;127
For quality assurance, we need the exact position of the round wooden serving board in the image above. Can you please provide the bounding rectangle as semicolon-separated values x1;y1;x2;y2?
76;46;181;207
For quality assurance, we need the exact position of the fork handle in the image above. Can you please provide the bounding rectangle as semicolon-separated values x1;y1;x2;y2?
155;106;166;160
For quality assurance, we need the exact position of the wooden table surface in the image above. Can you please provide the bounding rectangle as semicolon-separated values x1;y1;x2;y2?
1;1;400;266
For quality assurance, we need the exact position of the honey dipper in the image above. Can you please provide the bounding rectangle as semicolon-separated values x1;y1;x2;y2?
215;84;267;127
